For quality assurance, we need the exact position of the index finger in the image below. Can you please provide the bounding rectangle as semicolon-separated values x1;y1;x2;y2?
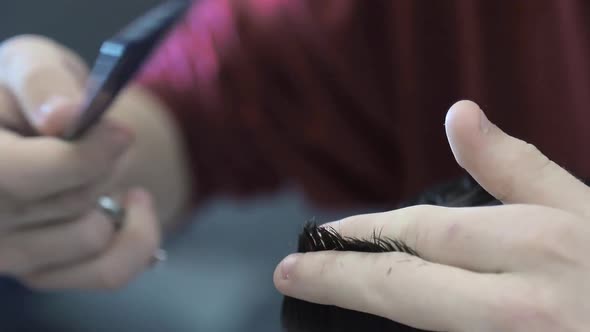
24;188;161;290
0;35;87;133
274;250;498;332
321;204;584;274
0;119;132;200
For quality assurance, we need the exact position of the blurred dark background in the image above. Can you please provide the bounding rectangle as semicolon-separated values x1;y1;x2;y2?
1;0;163;62
0;1;363;331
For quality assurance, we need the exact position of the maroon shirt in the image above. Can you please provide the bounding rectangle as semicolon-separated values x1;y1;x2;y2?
137;0;590;209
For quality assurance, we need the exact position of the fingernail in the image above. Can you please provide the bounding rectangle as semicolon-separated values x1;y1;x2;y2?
36;96;70;125
479;108;491;134
280;254;302;280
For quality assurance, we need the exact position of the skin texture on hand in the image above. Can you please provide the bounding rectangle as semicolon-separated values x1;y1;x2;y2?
0;35;192;291
274;100;590;331
0;35;193;224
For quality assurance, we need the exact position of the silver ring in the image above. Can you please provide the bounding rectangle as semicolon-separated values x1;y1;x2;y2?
97;195;125;231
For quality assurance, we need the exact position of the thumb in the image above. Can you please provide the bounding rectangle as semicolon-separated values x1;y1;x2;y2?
444;100;590;218
35;95;84;136
0;35;88;136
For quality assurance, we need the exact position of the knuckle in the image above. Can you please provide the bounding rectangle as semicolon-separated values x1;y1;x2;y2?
0;34;54;50
1;140;81;199
78;214;113;255
491;177;516;202
404;204;443;221
401;204;441;246
56;145;109;184
520;142;544;159
73;160;104;183
519;218;578;265
521;142;553;173
72;149;122;183
493;142;553;202
488;283;558;330
0;35;50;59
0;35;69;76
515;142;552;178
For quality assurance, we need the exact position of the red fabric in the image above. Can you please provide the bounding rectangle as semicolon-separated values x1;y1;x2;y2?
137;0;590;209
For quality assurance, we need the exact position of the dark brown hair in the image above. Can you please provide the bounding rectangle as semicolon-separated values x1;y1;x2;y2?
280;175;501;332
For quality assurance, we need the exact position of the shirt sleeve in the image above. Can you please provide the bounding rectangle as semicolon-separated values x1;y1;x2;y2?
136;0;590;210
135;0;407;209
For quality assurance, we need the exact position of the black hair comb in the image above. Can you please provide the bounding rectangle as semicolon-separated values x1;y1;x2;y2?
63;0;192;140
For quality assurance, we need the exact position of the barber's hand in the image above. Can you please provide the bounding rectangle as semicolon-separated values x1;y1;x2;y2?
275;100;590;331
0;35;161;290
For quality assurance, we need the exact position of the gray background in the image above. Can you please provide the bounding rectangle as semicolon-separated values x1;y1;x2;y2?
1;0;164;61
0;1;366;331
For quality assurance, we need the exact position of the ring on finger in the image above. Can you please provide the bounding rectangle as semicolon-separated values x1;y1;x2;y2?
97;195;126;231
